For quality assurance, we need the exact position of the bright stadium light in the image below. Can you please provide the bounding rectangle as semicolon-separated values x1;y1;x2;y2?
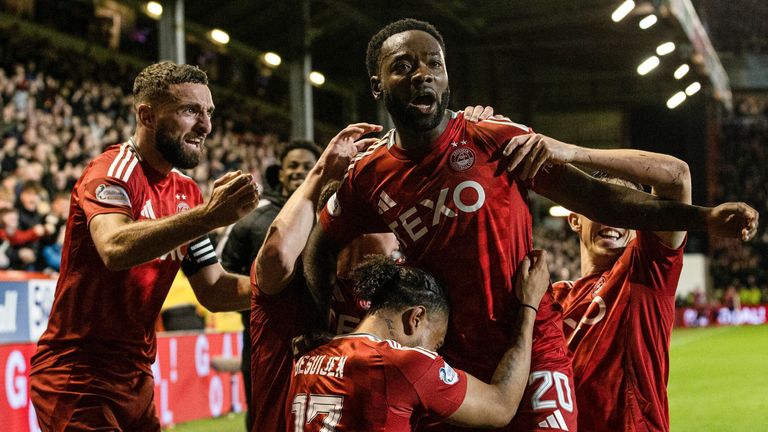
549;206;570;217
674;64;690;79
309;71;326;86
637;56;660;75
611;1;636;22
639;15;658;29
667;91;687;109
262;52;282;67
685;82;701;96
656;42;676;56
209;29;230;45
145;1;163;19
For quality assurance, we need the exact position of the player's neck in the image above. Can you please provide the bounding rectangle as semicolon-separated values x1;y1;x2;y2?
355;314;400;343
393;111;451;151
133;131;172;176
580;243;615;276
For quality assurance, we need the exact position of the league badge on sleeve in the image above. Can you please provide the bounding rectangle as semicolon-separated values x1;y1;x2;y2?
439;362;460;385
95;184;131;208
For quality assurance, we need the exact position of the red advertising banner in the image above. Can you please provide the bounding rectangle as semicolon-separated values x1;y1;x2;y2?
0;332;245;431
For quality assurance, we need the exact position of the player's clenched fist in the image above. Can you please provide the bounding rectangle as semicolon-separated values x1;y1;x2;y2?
502;133;577;180
514;250;550;310
706;202;760;241
204;171;260;226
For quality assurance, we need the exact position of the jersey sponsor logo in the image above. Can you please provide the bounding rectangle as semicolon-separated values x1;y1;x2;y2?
388;181;486;244
327;193;342;216
449;146;475;172
439;362;459;385
95;184;131;208
378;191;398;214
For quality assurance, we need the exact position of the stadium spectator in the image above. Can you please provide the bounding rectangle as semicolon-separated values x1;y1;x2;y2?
305;18;758;432
550;142;753;431
287;252;550;430
29;61;259;431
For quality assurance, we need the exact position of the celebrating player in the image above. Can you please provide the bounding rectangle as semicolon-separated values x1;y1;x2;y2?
304;18;759;432
29;62;259;431
547;146;757;431
288;251;550;431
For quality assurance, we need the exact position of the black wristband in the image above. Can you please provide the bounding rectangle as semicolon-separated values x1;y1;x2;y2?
520;303;538;313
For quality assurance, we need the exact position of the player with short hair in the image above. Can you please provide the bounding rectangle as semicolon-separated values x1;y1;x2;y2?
548;146;758;431
305;18;759;432
30;61;259;431
288;251;550;431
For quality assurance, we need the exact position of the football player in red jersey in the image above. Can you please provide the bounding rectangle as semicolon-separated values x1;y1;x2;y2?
541;146;757;431
30;62;260;431
288;251;550;431
304;18;759;432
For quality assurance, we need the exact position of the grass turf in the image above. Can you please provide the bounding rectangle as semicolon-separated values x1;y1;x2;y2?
169;326;768;431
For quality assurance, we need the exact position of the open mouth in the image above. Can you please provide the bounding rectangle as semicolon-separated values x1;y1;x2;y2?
184;136;205;150
409;92;437;114
597;228;623;241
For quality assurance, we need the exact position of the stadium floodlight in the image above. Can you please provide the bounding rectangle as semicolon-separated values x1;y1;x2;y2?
611;1;636;22
262;52;282;67
667;91;687;109
656;42;676;56
549;206;570;217
639;15;658;29
685;82;701;96
209;29;230;45
145;1;162;19
674;64;690;79
309;71;326;86
637;56;660;75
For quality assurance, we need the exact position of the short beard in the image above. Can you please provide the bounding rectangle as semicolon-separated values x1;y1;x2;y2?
155;127;201;169
384;88;451;133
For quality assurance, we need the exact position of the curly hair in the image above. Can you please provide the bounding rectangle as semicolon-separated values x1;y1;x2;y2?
352;255;449;316
365;18;445;78
133;61;208;105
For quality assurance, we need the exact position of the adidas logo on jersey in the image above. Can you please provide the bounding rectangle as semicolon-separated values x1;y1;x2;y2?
140;200;157;220
378;191;397;214
537;409;569;430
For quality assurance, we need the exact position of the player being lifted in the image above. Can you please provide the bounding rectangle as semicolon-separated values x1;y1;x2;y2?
304;18;759;431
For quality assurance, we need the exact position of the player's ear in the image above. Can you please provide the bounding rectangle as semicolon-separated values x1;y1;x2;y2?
567;212;581;233
370;76;382;100
137;104;155;130
402;306;426;335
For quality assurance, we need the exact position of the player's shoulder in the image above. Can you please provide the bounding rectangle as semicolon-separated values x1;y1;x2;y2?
88;142;143;184
469;115;532;138
170;168;199;187
346;129;396;175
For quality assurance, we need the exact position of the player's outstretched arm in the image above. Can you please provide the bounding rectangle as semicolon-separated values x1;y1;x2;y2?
90;171;259;271
256;123;381;295
188;262;250;312
535;164;759;241
446;251;550;428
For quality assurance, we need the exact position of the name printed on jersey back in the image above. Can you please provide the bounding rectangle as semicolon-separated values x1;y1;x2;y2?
294;354;348;378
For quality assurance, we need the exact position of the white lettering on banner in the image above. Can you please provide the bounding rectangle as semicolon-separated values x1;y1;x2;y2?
388;182;487;245
221;334;233;358
717;306;767;326
336;314;360;335
169;338;178;383
160;379;174;425
195;334;210;376
0;290;18;333
151;355;161;382
5;350;26;409
28;280;56;341
29;402;41;432
209;375;224;417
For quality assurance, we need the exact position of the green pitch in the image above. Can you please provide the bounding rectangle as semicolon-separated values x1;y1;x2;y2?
670;325;768;431
169;325;768;431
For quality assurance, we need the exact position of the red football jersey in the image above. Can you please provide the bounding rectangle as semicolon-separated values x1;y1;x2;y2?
319;113;568;379
553;231;685;432
286;333;467;431
249;263;317;432
32;142;203;373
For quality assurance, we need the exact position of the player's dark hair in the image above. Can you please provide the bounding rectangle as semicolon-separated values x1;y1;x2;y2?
353;255;449;316
366;18;446;78
279;139;322;163
591;171;644;192
133;61;208;105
